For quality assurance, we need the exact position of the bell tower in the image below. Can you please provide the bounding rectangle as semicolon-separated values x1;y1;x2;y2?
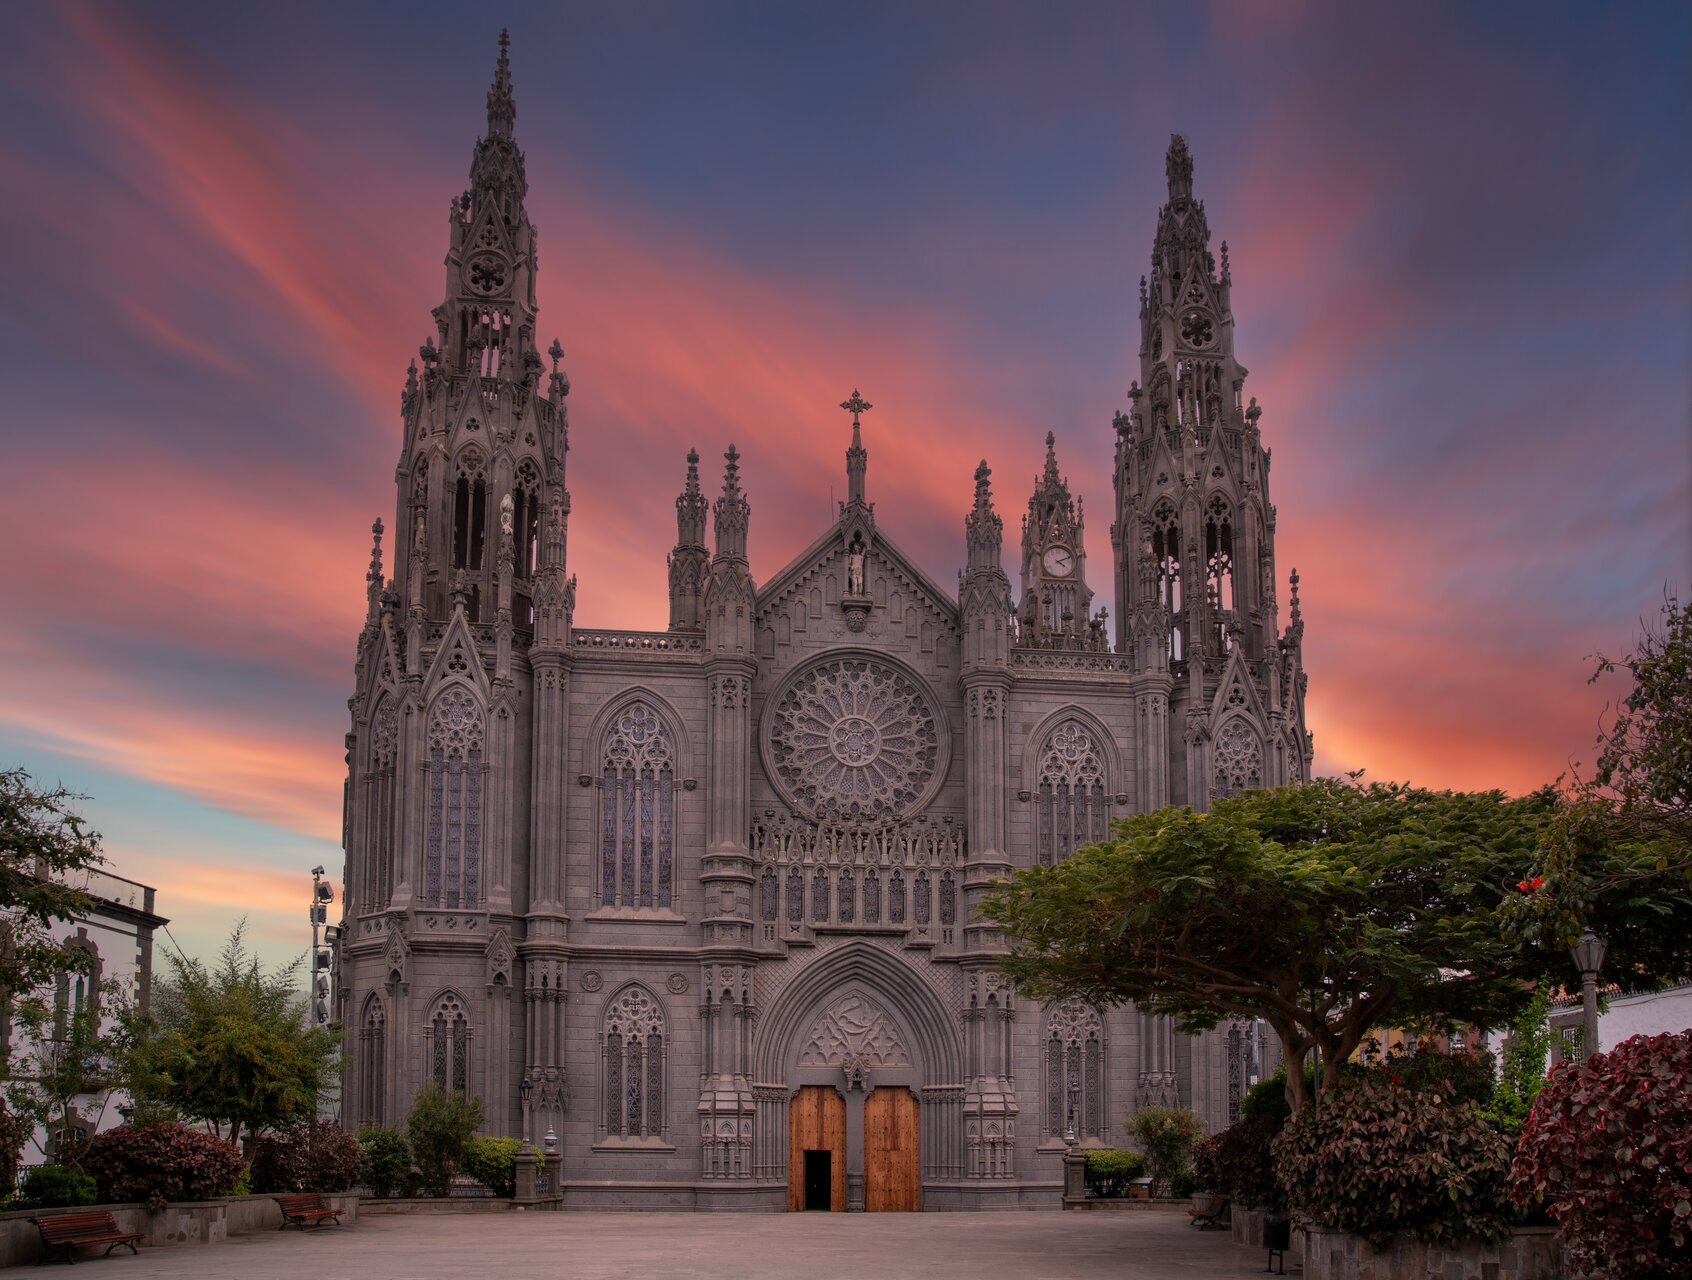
1110;135;1312;804
390;29;567;634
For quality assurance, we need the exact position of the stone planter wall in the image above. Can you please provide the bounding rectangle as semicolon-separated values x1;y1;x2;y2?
1303;1224;1566;1280
0;1193;359;1268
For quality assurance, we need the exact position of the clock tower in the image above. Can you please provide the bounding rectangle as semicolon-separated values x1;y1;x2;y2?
1018;431;1101;648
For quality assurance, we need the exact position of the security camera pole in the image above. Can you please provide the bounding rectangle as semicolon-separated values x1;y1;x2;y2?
310;865;335;1025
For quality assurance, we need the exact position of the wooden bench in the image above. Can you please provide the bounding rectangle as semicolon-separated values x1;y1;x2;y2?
272;1193;343;1230
30;1212;144;1265
1187;1192;1229;1229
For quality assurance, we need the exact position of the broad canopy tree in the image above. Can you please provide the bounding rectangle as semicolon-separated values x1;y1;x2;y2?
1507;591;1692;967
984;780;1556;1113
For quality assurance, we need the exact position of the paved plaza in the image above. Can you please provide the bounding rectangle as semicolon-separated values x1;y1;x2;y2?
78;1209;1275;1279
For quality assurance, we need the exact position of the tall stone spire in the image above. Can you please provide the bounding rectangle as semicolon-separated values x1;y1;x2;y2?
668;449;710;632
486;28;516;140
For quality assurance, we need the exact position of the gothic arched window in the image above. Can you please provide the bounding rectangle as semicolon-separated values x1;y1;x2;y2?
426;687;484;908
1045;1000;1105;1143
914;870;931;926
1212;718;1264;800
602;986;666;1141
364;694;398;911
862;868;881;924
785;864;803;923
598;702;675;910
939;870;956;926
429;992;471;1097
759;865;778;922
512;461;540;579
837;865;855;924
1205;496;1235;649
1035;720;1109;866
452;450;487;574
359;994;386;1125
1152;502;1183;660
889;870;906;924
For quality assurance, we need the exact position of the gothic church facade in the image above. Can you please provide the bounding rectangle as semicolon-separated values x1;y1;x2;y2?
337;38;1311;1210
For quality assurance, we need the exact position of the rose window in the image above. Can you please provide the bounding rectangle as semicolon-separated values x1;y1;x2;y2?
764;657;945;821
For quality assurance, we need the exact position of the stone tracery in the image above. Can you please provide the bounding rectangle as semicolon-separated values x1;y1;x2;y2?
1211;717;1263;799
765;657;943;822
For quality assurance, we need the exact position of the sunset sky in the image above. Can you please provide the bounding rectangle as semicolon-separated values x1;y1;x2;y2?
1;1;1687;968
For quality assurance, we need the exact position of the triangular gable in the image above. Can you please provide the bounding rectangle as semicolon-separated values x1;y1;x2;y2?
422;606;491;697
1208;645;1267;729
756;519;959;629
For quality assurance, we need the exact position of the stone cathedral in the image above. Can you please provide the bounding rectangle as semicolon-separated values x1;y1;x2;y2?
337;38;1311;1211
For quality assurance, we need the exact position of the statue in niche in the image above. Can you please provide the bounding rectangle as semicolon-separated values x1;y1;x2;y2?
846;533;866;596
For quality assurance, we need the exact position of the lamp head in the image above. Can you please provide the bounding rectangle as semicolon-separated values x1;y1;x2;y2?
1570;928;1608;977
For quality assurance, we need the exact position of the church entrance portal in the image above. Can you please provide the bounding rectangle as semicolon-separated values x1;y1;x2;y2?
789;1086;845;1211
787;1084;920;1211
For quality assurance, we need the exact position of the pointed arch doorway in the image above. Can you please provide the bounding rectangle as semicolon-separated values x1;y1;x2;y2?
785;1084;919;1211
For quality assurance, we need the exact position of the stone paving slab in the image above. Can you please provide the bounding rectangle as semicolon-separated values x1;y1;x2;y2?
54;1210;1277;1279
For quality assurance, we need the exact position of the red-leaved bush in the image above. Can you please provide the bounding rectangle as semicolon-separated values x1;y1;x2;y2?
81;1124;245;1210
249;1121;363;1194
1273;1072;1514;1249
1192;1116;1281;1207
1510;1031;1692;1280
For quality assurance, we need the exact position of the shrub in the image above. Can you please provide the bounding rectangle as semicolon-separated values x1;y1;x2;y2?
405;1083;483;1198
460;1136;520;1198
1490;994;1552;1131
1510;1031;1692;1280
1126;1106;1203;1198
1375;1042;1496;1108
22;1165;98;1208
1239;1066;1312;1126
0;1101;26;1193
1169;1165;1199;1198
81;1123;245;1209
1081;1148;1146;1198
1274;1072;1512;1249
1192;1115;1281;1206
249;1121;363;1194
357;1125;412;1198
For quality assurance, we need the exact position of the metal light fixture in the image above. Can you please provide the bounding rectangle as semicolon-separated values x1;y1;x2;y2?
1064;1071;1080;1147
1569;928;1607;1064
520;1076;533;1144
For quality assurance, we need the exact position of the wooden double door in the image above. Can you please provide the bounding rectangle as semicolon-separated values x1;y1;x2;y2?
787;1085;920;1212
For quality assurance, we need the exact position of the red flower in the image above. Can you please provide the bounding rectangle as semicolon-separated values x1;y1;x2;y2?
1515;876;1544;892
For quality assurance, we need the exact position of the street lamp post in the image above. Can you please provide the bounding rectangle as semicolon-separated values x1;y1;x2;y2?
1570;928;1607;1064
519;1076;533;1146
1064;1071;1080;1147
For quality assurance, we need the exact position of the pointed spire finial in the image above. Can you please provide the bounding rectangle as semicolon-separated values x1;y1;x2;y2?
723;443;741;496
1166;133;1193;201
1042;431;1062;484
685;448;701;494
973;460;993;510
486;28;516;139
840;388;873;426
841;390;871;507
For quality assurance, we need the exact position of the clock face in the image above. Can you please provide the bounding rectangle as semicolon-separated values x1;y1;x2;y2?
1042;545;1075;577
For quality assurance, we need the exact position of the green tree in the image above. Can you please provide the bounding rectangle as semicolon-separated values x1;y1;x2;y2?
3;978;147;1163
985;781;1556;1113
0;768;104;1003
129;922;337;1147
406;1081;483;1197
1507;593;1692;973
1126;1106;1203;1198
1488;991;1552;1130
